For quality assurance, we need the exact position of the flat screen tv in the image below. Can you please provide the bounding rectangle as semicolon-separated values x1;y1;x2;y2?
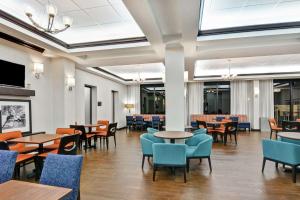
0;60;25;88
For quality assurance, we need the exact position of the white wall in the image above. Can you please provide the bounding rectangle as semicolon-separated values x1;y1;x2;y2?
75;69;127;128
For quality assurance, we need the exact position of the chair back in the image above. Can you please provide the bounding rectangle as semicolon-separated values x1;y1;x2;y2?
136;116;144;125
196;120;207;129
40;154;83;200
126;116;134;126
0;131;24;151
147;127;159;134
262;139;300;165
186;134;213;157
0;150;17;184
192;128;207;135
225;122;238;134
70;125;87;139
153;144;186;166
268;118;278;130
0;141;9;150
230;116;239;122
282;121;300;132
140;133;164;155
57;134;80;155
56;128;75;135
107;123;118;137
216;116;225;122
96;120;109;132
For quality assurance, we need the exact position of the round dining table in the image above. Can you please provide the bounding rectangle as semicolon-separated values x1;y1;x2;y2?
277;132;300;140
154;131;193;143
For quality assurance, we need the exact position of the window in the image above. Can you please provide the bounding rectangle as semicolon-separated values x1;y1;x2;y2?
140;84;165;114
199;0;300;35
204;82;230;114
274;79;300;124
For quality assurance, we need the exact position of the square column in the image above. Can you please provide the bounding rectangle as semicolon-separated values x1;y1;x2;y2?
165;44;185;131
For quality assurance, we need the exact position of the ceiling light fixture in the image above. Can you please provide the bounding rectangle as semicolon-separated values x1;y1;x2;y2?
221;59;237;80
133;73;145;83
25;1;73;34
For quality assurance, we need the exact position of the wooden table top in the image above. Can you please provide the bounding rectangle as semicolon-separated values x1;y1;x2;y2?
154;131;193;140
278;132;300;140
8;134;63;144
0;180;71;200
206;121;227;124
84;124;103;128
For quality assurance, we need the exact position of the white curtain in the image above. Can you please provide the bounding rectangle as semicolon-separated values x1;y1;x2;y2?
259;80;274;118
127;85;140;114
187;82;204;124
231;80;254;126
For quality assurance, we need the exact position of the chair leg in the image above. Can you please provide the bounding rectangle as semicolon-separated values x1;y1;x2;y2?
275;162;278;168
85;138;88;151
142;155;145;169
153;166;156;181
292;165;297;183
262;158;266;173
208;157;212;173
99;137;102;148
187;159;190;173
199;158;202;164
234;133;237;145
94;136;97;149
270;130;273;139
106;137;109;150
114;135;116;148
224;134;227;145
184;167;187;183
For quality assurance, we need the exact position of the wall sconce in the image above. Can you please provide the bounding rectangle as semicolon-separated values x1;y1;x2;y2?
254;87;259;98
33;63;44;79
124;103;134;113
66;76;75;91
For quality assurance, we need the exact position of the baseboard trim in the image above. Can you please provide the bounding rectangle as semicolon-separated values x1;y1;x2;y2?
117;126;127;130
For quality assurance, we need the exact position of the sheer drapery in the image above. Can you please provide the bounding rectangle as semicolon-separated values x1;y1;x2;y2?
259;80;274;118
127;85;140;114
187;82;204;124
231;80;254;125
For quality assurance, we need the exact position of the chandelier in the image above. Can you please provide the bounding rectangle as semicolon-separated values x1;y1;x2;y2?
25;2;73;34
221;59;237;80
133;73;145;83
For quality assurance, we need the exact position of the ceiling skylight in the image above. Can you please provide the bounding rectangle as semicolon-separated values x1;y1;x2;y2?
0;0;145;44
200;0;300;32
98;63;165;81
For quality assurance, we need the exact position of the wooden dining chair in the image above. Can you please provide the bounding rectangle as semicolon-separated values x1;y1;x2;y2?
70;125;95;151
268;118;282;139
95;123;118;150
44;128;76;150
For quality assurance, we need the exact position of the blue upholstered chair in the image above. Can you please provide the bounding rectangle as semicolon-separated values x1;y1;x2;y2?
147;127;159;134
229;116;239;122
238;122;251;132
191;121;198;129
40;154;83;200
193;128;207;135
216;116;225;121
140;133;164;169
152;116;161;130
186;134;213;173
0;150;18;184
262;139;300;183
126;116;134;133
136;116;146;130
152;143;187;182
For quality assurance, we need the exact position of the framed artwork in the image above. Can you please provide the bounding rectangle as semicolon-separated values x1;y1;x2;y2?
0;99;32;134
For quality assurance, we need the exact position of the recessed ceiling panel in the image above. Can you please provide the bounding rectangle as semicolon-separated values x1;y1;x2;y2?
200;0;300;32
0;0;145;44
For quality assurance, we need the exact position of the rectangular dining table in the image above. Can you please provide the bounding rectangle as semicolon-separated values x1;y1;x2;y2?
8;134;64;153
0;180;71;200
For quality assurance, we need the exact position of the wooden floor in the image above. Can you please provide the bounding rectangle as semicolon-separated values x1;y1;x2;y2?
23;130;300;200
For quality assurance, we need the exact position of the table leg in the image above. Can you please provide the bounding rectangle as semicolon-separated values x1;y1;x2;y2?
170;139;175;144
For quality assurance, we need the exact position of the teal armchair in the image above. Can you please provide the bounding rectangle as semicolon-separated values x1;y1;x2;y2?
152;143;187;182
186;134;213;173
262;139;300;183
140;133;164;169
147;127;159;134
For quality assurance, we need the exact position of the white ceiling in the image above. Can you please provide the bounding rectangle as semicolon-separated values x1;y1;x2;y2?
201;0;300;30
195;54;300;77
100;62;165;80
0;0;145;44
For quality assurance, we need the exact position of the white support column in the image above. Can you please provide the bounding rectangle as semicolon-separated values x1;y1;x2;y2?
253;80;260;129
165;43;185;131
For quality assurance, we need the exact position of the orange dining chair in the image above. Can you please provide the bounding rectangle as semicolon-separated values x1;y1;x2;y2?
268;118;282;139
43;128;75;150
296;119;300;122
95;123;117;150
0;131;38;153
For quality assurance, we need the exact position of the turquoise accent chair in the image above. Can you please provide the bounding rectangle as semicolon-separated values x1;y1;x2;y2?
262;139;300;183
0;150;17;184
140;133;164;169
192;128;207;135
40;154;83;200
279;137;300;146
152;143;187;182
147;127;159;134
186;134;213;173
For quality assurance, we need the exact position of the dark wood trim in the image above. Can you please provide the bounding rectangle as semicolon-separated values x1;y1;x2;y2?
0;9;148;49
0;86;35;97
198;21;300;36
93;67;130;81
0;99;32;134
0;32;44;53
